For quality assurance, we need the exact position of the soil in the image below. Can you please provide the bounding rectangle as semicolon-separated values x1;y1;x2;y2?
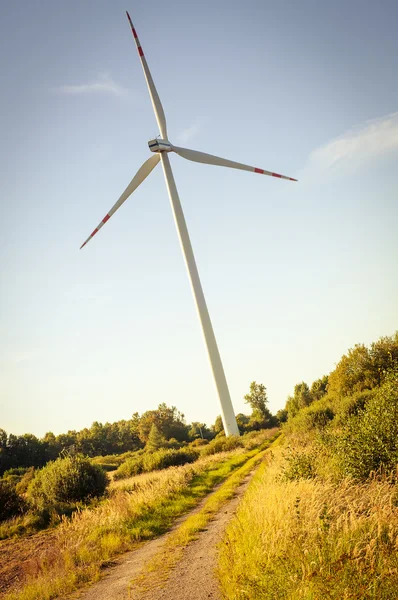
74;474;252;600
0;530;57;597
0;472;252;600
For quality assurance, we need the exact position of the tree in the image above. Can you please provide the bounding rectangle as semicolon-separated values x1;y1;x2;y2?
146;424;167;452
188;422;212;440
244;382;272;427
236;413;250;432
138;404;189;443
327;333;398;397
286;382;312;419
310;375;329;402
211;415;224;435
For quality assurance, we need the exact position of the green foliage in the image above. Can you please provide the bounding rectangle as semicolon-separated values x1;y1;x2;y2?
114;447;199;480
335;369;398;479
328;333;398;396
138;403;189;443
0;480;25;521
276;407;288;424
146;424;168;452
27;455;108;509
283;398;335;438
281;449;317;481
244;382;272;428
286;381;312;419
310;375;329;401
142;448;198;472
211;415;224;435
15;467;36;494
188;421;213;441
201;435;243;456
113;455;144;479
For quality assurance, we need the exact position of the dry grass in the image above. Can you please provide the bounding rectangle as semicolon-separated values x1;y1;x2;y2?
128;442;277;598
4;449;252;600
218;448;398;599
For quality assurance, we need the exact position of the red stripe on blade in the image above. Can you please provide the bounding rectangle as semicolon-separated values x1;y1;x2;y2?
102;214;110;224
254;168;264;174
138;46;144;57
90;228;98;237
272;173;282;178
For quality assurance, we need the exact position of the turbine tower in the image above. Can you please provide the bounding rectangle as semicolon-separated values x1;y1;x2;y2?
80;12;297;436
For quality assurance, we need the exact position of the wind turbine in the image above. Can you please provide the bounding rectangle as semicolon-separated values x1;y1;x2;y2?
80;12;297;437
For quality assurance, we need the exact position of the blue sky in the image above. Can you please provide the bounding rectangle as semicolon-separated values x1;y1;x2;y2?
1;0;397;436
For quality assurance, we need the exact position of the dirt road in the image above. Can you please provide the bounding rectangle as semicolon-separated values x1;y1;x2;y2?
74;473;252;600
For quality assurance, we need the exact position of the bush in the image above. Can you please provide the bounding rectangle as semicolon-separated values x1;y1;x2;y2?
113;455;144;480
27;455;108;509
142;448;198;471
335;370;398;480
15;467;35;495
201;435;243;456
281;449;317;481
113;447;199;480
0;481;25;521
190;438;209;447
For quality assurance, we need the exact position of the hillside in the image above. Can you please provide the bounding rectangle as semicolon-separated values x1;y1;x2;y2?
218;332;398;599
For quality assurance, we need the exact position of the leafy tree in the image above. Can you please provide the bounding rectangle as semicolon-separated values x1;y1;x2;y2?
310;375;329;402
188;422;212;440
328;333;398;396
244;382;270;419
335;368;398;479
286;382;312;419
276;407;288;424
211;415;224;435
146;424;168;452
0;481;25;521
138;404;189;443
235;413;250;432
244;382;272;429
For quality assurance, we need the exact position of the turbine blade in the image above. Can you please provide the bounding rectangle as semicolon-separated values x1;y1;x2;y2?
80;154;160;249
172;146;297;182
126;12;168;139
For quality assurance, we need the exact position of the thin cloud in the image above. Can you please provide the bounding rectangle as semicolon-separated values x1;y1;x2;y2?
58;73;127;97
302;111;398;180
177;121;202;143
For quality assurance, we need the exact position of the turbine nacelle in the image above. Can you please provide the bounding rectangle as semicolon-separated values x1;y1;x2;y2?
148;138;172;153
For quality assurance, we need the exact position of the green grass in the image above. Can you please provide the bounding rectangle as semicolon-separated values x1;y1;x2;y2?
128;437;279;598
218;446;398;600
4;437;277;600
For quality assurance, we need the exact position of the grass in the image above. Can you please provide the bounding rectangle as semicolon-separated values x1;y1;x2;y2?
4;436;276;600
128;435;279;598
218;447;398;600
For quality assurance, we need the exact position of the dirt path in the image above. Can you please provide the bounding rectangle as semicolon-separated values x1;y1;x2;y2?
73;473;252;600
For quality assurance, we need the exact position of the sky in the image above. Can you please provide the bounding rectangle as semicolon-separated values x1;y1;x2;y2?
1;0;397;437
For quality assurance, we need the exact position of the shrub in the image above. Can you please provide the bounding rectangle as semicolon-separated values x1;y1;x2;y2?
190;438;209;447
142;448;198;472
113;455;144;480
15;467;35;495
201;435;243;456
0;481;25;521
27;455;108;509
335;369;398;479
281;449;316;481
113;448;199;480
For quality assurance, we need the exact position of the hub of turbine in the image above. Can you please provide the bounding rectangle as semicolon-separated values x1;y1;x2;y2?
148;138;172;153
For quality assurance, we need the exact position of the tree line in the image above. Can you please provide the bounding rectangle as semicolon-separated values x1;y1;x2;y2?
0;386;276;476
